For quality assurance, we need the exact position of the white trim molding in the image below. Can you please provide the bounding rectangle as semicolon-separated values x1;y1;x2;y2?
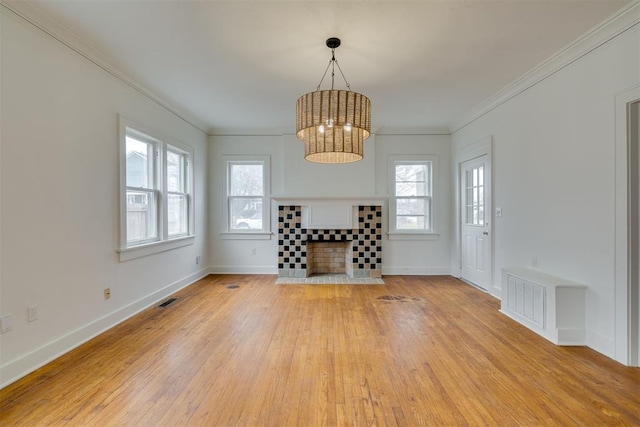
614;85;640;366
449;2;640;133
382;266;451;276
209;266;278;275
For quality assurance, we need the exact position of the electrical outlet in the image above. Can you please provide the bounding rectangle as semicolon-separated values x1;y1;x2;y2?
251;248;256;256
104;288;111;300
0;314;11;334
196;256;201;265
27;305;39;322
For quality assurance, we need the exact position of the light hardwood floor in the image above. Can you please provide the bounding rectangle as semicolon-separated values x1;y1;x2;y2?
1;275;639;426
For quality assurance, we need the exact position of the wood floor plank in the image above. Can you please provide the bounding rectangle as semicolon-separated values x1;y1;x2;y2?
1;274;639;426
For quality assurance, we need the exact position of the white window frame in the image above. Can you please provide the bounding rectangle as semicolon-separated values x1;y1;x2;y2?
166;145;191;239
388;155;439;240
221;155;271;240
118;116;195;261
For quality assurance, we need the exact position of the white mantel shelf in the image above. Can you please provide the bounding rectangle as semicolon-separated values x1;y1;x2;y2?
271;196;385;230
271;196;386;205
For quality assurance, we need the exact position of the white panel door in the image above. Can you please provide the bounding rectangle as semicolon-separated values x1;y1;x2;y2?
460;155;491;290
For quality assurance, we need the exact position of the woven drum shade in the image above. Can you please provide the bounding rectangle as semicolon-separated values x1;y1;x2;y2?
296;89;371;163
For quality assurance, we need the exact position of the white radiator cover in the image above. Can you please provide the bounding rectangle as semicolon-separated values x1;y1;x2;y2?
501;268;587;345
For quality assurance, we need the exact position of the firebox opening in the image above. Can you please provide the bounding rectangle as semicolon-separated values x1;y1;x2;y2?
307;241;354;278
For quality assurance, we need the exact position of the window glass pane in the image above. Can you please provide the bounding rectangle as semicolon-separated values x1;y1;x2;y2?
126;136;152;188
230;164;263;196
230;197;263;230
397;216;424;230
168;194;188;236
396;198;429;230
396;198;426;215
167;150;184;193
395;164;427;196
126;190;157;242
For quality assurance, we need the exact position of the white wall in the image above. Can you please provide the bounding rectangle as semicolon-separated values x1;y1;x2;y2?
375;134;452;275
451;25;639;359
0;11;209;386
209;133;452;275
208;135;284;273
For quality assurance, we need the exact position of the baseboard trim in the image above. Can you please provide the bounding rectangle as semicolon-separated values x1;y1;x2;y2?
0;268;210;389
586;329;616;361
490;285;502;300
381;266;451;276
209;266;278;275
207;266;453;276
556;328;587;346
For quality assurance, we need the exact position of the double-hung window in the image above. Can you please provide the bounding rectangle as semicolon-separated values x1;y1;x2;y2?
224;156;270;236
119;117;194;260
389;157;435;237
167;147;190;238
125;131;159;244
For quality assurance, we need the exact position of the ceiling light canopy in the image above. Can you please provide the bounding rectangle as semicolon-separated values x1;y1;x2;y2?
296;37;371;164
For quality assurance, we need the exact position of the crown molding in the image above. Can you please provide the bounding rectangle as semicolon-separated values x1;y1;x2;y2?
208;127;291;137
373;126;451;136
208;125;453;138
448;1;640;134
0;0;210;135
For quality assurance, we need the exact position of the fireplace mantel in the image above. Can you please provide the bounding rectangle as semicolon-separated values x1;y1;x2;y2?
271;196;385;230
271;196;386;206
275;202;383;279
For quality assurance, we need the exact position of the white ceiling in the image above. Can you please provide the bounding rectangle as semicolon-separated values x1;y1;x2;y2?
10;0;632;135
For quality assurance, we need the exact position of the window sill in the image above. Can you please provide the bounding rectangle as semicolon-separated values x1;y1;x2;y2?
117;235;195;262
387;232;440;241
221;232;273;240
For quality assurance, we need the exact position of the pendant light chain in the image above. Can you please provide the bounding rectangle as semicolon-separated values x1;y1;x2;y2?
315;48;352;92
334;57;352;91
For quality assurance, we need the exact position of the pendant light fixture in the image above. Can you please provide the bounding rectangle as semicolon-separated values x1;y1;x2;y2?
296;37;371;163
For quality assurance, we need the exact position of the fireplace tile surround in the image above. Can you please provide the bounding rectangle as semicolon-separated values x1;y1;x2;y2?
277;204;382;278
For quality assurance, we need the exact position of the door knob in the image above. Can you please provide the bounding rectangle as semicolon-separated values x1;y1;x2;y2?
483;231;489;235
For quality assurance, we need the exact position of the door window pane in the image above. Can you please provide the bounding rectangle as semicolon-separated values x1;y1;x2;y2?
465;166;485;226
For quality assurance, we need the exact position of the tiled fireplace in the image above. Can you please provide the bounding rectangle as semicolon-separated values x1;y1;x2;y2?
277;204;382;278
